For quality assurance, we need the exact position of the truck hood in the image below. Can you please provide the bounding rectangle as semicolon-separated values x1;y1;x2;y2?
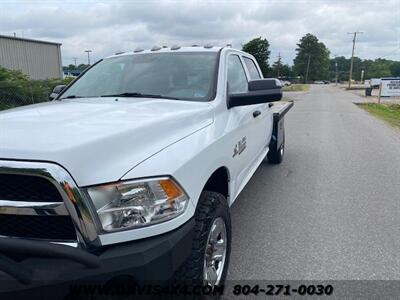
0;98;214;186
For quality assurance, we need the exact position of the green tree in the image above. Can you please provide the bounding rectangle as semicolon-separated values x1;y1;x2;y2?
366;59;392;78
330;56;348;82
390;61;400;77
293;33;330;82
242;37;271;76
271;56;283;77
280;64;292;77
329;57;399;81
271;58;292;77
351;57;363;81
77;64;89;70
361;59;374;79
0;66;29;82
64;64;88;72
63;64;77;71
330;56;366;81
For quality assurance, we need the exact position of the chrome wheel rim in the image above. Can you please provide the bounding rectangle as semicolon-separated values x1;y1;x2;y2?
203;217;227;286
280;143;284;157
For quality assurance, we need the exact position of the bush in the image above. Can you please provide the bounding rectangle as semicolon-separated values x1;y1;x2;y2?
0;66;73;110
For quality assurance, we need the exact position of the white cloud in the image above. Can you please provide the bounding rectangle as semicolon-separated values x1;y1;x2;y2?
1;0;399;65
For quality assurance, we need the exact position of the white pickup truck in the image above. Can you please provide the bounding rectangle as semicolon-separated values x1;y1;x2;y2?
0;45;292;294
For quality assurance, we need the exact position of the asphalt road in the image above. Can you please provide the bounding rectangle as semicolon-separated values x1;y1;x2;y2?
227;85;400;280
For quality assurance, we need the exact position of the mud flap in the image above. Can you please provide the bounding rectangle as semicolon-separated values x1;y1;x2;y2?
269;101;293;151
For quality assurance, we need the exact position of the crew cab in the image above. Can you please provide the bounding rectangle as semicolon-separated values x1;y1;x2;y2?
0;45;292;296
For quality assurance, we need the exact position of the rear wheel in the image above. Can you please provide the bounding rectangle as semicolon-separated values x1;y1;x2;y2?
174;191;231;289
267;129;285;164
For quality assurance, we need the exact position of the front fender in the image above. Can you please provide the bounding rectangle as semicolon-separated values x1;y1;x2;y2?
109;125;232;243
122;123;232;208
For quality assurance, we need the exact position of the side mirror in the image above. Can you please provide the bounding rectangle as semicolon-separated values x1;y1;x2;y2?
228;79;282;108
49;85;66;100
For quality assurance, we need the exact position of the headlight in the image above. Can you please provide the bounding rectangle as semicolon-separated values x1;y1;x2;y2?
85;178;188;232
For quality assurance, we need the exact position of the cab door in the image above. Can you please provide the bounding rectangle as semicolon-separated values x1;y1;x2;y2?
226;54;267;196
241;56;273;155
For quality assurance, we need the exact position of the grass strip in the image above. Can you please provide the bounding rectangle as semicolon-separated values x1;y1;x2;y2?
356;103;400;129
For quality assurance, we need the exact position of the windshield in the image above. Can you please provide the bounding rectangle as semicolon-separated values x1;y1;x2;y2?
60;52;218;101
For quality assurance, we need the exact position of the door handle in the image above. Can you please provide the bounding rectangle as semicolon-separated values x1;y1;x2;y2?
253;110;261;118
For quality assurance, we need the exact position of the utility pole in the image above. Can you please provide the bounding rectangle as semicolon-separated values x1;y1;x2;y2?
335;61;338;85
277;52;281;78
305;54;311;83
333;54;338;85
72;57;78;67
84;50;92;65
347;31;363;88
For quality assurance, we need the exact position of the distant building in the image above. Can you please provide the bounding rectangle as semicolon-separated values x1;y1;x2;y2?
0;34;63;80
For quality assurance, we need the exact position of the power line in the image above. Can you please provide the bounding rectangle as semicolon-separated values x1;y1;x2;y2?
381;47;400;58
347;31;363;88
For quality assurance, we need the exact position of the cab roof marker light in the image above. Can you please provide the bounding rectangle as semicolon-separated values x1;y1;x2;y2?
115;51;125;55
192;44;199;47
151;45;162;51
134;48;144;53
171;45;181;50
204;44;213;49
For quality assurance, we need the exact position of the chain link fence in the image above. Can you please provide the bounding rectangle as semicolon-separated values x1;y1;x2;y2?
0;78;73;111
0;81;47;110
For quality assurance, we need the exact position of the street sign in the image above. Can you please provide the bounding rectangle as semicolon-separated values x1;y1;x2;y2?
381;78;400;97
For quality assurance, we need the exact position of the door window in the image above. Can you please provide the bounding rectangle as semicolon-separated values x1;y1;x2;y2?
243;57;261;79
227;55;248;93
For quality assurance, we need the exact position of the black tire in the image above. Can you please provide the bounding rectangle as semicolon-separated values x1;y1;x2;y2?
173;191;231;291
267;129;285;164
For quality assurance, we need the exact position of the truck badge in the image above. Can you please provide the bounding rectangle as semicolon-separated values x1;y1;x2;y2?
233;137;247;158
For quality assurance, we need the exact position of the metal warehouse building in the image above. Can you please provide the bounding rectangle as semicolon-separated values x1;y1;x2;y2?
0;35;63;80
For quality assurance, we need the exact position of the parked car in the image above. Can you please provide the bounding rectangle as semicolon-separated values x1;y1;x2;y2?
0;45;292;296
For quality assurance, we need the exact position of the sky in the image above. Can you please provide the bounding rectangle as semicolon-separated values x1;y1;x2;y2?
1;0;399;66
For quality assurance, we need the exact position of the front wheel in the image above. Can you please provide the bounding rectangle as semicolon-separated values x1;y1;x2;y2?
175;191;231;288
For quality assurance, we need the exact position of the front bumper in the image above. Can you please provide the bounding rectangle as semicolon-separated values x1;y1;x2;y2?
0;218;194;298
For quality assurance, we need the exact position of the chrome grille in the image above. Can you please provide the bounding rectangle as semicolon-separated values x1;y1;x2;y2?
0;160;99;247
0;173;63;202
0;172;76;241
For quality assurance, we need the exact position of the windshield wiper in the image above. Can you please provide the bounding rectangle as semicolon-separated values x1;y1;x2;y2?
100;92;181;100
59;95;83;100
